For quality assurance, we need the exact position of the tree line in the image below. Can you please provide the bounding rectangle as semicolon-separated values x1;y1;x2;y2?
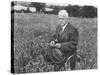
30;2;97;18
12;1;97;18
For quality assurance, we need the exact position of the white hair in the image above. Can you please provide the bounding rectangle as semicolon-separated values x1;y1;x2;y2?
58;10;69;18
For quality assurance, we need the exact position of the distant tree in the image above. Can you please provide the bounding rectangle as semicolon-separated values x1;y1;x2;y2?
52;5;60;15
65;5;73;17
65;5;97;18
72;5;81;17
30;2;45;12
81;6;97;18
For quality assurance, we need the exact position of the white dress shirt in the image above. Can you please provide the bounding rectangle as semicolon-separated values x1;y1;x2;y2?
60;23;68;34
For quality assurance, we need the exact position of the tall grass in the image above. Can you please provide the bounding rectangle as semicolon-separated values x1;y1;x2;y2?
13;13;97;73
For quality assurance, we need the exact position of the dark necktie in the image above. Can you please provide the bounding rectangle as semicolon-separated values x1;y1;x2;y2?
59;26;63;36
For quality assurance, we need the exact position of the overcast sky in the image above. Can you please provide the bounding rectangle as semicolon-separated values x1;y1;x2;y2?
37;0;98;7
15;0;98;7
45;0;98;7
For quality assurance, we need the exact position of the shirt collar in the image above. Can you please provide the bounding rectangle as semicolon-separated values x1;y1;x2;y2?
62;23;68;30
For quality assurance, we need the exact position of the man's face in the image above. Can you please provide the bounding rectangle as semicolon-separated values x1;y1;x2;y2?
58;15;68;27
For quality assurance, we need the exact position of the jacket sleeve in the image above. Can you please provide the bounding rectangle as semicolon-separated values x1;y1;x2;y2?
60;28;79;52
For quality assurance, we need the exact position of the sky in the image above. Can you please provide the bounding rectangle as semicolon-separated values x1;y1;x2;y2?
45;0;98;7
16;0;98;8
14;0;98;9
32;0;98;7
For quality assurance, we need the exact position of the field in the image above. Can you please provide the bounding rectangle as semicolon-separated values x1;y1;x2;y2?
13;13;97;73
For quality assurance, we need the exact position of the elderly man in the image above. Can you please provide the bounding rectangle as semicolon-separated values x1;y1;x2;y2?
44;10;79;71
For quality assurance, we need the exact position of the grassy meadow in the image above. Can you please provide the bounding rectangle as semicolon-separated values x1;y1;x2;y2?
13;13;97;73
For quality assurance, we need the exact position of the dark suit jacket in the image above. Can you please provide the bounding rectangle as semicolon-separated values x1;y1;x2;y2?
43;23;79;65
54;23;79;56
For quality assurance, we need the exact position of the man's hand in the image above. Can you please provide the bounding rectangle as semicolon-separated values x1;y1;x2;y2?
54;39;58;42
55;43;61;48
50;41;55;46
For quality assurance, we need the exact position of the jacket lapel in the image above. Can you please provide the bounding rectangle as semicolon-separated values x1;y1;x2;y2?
60;23;70;42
